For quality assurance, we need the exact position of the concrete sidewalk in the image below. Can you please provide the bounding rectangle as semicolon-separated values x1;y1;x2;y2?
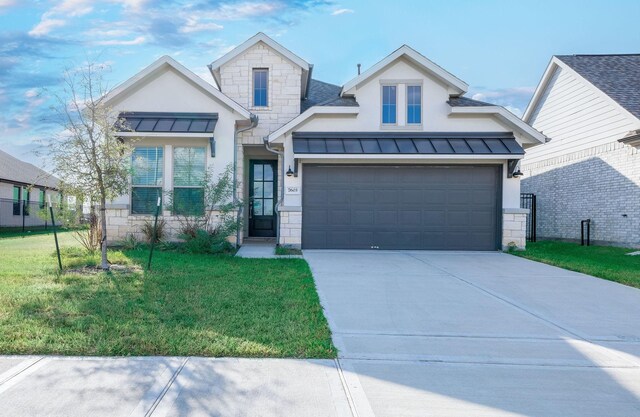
0;356;354;417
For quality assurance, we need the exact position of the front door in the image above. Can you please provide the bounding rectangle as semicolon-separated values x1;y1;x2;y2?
249;160;277;237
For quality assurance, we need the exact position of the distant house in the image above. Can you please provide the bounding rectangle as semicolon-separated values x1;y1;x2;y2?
0;150;60;228
522;54;640;247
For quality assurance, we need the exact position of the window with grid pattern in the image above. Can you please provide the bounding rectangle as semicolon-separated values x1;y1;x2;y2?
173;147;205;215
131;147;163;214
253;69;268;107
407;85;422;124
382;85;397;124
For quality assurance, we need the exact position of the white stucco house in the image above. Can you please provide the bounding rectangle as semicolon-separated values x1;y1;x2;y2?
522;54;640;247
103;32;545;250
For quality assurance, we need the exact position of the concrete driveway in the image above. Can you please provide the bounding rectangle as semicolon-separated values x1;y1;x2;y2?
304;250;640;417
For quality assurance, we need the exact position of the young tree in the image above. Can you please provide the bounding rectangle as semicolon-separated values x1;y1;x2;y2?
44;62;131;270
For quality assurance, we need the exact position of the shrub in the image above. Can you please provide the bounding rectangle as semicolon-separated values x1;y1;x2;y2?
73;212;101;254
141;219;167;243
120;233;142;250
180;228;234;254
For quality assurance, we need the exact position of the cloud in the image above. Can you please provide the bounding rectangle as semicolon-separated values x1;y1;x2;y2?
331;8;354;15
94;36;146;46
180;18;224;34
29;18;67;37
470;86;535;117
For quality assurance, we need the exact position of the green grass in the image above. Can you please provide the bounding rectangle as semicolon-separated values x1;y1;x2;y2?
275;245;303;256
0;232;335;357
512;240;640;288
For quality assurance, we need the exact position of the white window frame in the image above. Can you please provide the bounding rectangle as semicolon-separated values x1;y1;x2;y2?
130;146;164;216
252;68;269;109
380;83;398;126
406;84;423;126
172;146;207;216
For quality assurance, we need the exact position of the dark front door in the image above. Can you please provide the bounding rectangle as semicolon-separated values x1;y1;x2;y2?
302;165;501;250
249;160;277;237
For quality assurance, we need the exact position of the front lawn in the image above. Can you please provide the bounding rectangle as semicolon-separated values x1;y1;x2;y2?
0;232;335;357
512;240;640;289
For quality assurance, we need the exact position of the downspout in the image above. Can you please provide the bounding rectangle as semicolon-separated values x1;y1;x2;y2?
234;114;259;247
263;136;285;246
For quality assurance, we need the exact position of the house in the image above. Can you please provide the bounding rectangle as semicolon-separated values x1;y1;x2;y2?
522;54;640;247
103;32;546;250
0;150;60;228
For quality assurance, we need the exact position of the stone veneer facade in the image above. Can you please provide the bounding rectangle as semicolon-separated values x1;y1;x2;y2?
105;208;233;244
502;208;528;250
217;41;302;243
278;207;302;247
522;141;640;246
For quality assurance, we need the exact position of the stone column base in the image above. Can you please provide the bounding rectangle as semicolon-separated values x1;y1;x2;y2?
278;206;302;248
502;208;529;250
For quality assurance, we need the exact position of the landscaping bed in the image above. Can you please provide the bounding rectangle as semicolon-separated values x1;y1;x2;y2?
0;232;335;357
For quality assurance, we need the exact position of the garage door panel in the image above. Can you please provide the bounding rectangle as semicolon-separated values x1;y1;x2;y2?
302;165;500;250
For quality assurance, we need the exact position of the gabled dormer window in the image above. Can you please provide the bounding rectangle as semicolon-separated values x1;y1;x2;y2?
253;68;268;107
382;85;397;124
407;85;422;124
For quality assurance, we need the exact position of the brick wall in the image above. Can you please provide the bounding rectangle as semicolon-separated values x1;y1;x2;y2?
522;141;640;246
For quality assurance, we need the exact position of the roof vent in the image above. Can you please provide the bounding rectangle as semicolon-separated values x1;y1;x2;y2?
357;63;361;75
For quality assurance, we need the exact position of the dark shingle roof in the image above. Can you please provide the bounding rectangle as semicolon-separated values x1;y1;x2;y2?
0;150;60;189
119;112;218;133
447;96;495;107
556;54;640;119
292;132;523;155
301;79;358;113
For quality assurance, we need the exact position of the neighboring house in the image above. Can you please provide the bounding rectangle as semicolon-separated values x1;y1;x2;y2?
522;54;640;247
0;150;60;228
104;32;545;250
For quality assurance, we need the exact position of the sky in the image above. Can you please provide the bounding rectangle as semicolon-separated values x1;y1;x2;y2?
1;0;639;168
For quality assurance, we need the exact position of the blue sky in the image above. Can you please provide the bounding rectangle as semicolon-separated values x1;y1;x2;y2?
1;0;639;166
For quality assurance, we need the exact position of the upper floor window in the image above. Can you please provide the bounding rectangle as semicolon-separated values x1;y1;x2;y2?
131;147;163;215
39;189;45;209
382;85;397;124
253;69;268;107
407;85;422;124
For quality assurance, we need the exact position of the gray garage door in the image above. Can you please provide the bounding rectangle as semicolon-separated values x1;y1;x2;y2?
302;165;501;250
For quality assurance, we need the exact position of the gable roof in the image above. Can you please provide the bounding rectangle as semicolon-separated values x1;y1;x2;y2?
341;45;468;96
556;54;640;119
209;32;310;73
102;55;252;119
448;96;495;107
524;54;640;123
0;150;59;189
302;79;358;113
208;32;311;96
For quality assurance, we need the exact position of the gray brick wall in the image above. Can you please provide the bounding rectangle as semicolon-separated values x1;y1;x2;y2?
522;141;640;247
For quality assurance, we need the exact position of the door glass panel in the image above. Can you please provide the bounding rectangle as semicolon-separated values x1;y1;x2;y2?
263;199;273;215
254;165;263;181
263;182;273;198
263;164;273;181
253;182;263;198
253;199;263;216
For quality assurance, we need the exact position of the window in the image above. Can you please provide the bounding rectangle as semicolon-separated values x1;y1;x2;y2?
173;147;205;216
253;69;268;107
382;85;397;124
12;186;20;215
407;85;422;124
39;189;45;209
131;147;163;215
22;188;30;216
